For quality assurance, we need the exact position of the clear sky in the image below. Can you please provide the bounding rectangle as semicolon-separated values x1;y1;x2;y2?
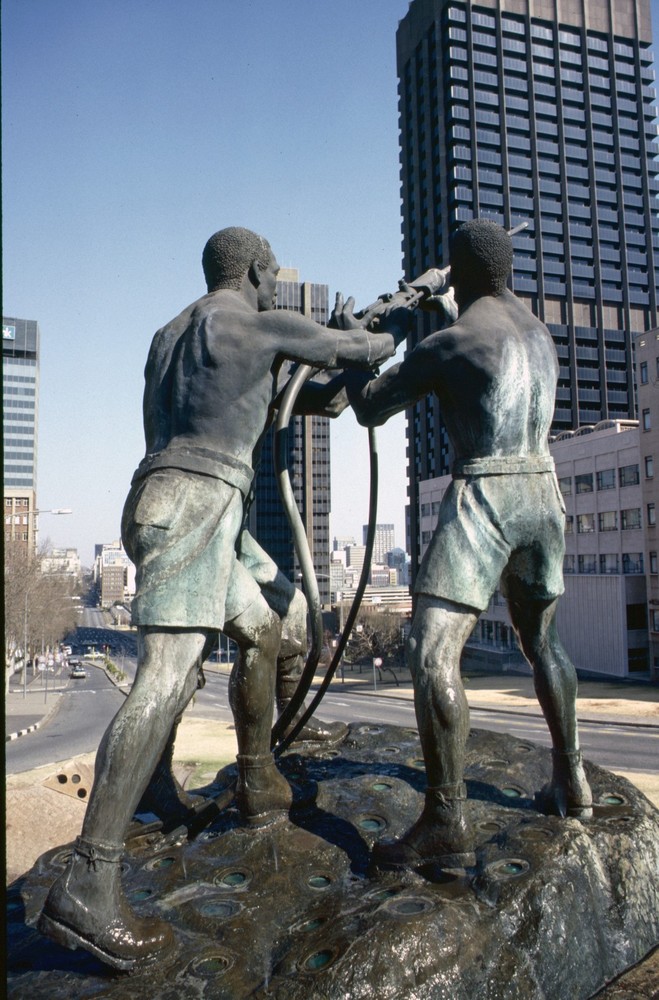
3;1;659;566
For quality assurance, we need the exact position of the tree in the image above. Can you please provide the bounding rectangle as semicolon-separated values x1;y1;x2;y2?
4;541;78;690
346;608;408;666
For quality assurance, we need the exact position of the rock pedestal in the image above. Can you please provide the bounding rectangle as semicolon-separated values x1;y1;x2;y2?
7;724;659;999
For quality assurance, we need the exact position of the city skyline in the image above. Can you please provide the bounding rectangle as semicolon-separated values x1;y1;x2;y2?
3;1;658;565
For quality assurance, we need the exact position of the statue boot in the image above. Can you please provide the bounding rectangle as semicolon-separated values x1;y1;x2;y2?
535;749;593;819
276;662;348;745
371;782;476;872
38;836;176;972
235;753;293;827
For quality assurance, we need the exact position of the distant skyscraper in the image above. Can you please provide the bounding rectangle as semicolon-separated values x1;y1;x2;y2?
3;317;40;551
397;0;659;575
248;269;332;605
363;522;396;564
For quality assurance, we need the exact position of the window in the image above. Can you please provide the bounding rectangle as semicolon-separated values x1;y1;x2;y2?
622;552;643;574
564;515;574;534
619;464;640;487
599;553;619;574
575;473;594;493
646;456;654;479
642;408;651;431
598;510;618;531
648;503;656;526
558;476;572;495
577;513;595;533
650;551;658;574
578;554;597;573
621;508;641;530
563;555;575;573
640;361;648;384
596;469;616;490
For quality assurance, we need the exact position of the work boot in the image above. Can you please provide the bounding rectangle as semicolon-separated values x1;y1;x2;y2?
372;782;476;873
235;753;293;827
38;836;176;972
134;715;205;829
276;672;348;746
535;749;593;819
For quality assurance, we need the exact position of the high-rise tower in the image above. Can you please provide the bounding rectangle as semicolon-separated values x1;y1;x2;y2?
248;269;332;606
397;0;659;575
3;317;40;552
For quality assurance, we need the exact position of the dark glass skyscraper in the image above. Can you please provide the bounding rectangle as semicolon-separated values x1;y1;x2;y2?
397;0;659;575
248;270;332;606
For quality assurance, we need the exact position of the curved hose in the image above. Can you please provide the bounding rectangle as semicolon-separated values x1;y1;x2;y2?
270;364;324;747
273;424;379;756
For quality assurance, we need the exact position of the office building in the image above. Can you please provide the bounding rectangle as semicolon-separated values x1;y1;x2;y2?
419;419;654;678
3;317;40;552
363;523;396;564
635;327;659;675
247;269;332;605
397;0;659;575
94;541;135;608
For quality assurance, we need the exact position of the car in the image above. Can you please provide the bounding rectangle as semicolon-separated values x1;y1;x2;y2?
70;665;87;679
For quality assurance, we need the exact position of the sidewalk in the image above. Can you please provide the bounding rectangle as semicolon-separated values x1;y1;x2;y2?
5;680;64;741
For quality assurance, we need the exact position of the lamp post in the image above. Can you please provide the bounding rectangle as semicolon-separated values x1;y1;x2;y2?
21;507;72;699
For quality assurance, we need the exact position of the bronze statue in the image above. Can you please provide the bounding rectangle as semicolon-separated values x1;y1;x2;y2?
38;227;407;970
346;219;593;873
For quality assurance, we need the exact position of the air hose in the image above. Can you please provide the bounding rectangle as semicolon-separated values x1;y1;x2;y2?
270;366;378;754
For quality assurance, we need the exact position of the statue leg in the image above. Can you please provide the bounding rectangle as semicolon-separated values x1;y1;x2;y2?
508;596;592;819
39;627;208;970
276;586;347;744
225;596;293;825
373;596;479;871
135;637;215;826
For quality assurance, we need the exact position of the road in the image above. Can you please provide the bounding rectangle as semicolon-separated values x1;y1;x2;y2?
7;637;657;780
6;664;125;775
183;671;657;777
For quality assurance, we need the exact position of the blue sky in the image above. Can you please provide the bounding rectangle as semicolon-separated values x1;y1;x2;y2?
3;1;659;566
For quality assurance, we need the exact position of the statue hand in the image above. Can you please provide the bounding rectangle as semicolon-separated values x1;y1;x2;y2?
422;287;458;323
329;293;364;330
366;301;413;346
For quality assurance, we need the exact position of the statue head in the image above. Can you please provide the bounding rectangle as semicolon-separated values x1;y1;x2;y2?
449;219;513;302
202;227;274;293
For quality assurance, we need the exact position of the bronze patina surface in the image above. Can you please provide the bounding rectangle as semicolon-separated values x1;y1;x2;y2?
9;725;659;1000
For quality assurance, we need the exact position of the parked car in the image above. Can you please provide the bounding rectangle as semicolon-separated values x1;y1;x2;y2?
70;665;87;679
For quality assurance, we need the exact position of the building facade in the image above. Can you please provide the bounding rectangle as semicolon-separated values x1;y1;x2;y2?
41;547;82;582
363;523;396;564
94;541;135;608
247;269;332;605
397;0;659;575
3;317;40;551
419;419;655;678
635;327;659;674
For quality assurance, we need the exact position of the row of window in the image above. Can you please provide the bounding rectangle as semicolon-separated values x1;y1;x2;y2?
558;463;647;494
567;504;656;533
564;553;646;574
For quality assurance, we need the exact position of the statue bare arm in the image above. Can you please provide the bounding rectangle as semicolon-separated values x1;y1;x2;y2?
346;346;437;427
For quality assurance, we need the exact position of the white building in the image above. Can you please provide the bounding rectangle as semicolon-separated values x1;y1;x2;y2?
418;420;653;680
41;547;81;581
